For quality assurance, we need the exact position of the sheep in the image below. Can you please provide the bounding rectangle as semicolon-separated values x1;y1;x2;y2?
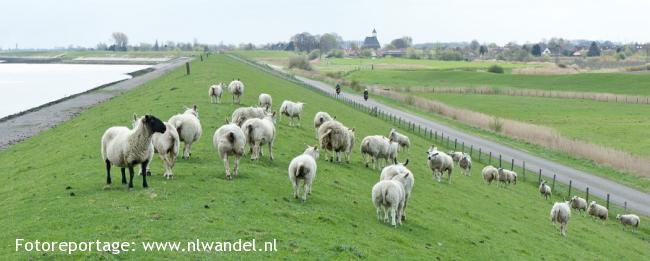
568;196;588;214
318;120;355;163
288;145;319;202
588;201;609;221
426;146;453;183
539;180;552;199
313;112;333;138
388;128;410;152
241;112;276;161
380;159;414;221
448;151;464;164
387;141;400;165
279;100;305;127
101;114;166;189
371;174;409;228
497;168;517;187
458;153;472;176
616;214;640;231
231;106;267;127
168;105;202;159
360;135;394;169
228;79;244;104
213;119;246;179
132;114;179;179
550;201;571;236
209;83;223;104
482;165;498;184
258;93;272;112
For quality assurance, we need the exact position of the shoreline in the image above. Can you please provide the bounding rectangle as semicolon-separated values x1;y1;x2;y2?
0;57;191;150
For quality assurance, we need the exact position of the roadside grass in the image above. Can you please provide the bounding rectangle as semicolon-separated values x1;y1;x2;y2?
2;54;649;260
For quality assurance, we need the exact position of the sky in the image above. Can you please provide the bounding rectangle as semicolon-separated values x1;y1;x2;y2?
2;0;650;49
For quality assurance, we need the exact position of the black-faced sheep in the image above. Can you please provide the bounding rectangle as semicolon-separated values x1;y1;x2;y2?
550;201;571;236
427;146;453;184
288;145;319;202
459;153;472;176
213;119;246;179
132;114;179;179
168;105;202;159
279;100;304;127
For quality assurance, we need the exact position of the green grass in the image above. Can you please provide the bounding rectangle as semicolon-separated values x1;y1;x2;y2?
231;50;299;59
2;55;649;260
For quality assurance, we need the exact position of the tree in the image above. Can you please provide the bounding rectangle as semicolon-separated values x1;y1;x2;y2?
479;45;488;56
291;32;318;52
390;36;412;49
531;44;542;56
587;41;601;57
153;40;159;51
469;40;480;52
319;33;339;54
111;32;129;51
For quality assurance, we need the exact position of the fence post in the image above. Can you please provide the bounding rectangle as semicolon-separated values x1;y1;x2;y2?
435;131;438;141
447;136;450;147
489;152;492;164
462;142;465;152
478;148;482;161
624;201;627;213
552;174;556;192
185;62;190;75
586;187;589;203
568;180;572;196
511;159;514;171
454;139;457;150
522;161;526;181
606;194;610;210
538;169;542;184
499;154;502;168
470;145;473;156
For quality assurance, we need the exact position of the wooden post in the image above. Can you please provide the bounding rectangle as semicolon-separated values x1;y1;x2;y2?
522;161;526;181
447;136;450;147
538;169;542;184
478;148;482;162
462;142;465;152
435;131;438;141
606;194;610;210
454;139;457;150
511;158;514;170
586;187;589;203
624;201;627;213
552;174;556;191
489;152;492;164
568;180;572;196
470;145;473;156
499;154;502;168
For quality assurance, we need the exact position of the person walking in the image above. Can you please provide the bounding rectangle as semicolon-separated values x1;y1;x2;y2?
335;83;341;96
363;88;369;101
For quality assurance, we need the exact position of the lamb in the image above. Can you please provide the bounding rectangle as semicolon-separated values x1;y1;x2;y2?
426;146;454;183
318;120;355;163
313;112;333;137
497;168;517;187
448;151;464;164
539;180;552;199
279;100;305;127
101;114;166;189
458;153;472;176
482;165;498;184
132;114;179;179
258;93;272;112
231;106;267;127
388;128;410;152
209;83;223;104
588;201;609;220
228;79;244;104
616;214;640;231
550;201;571;236
168;105;202;159
288;145;319;202
213;119;246;179
360;135;394;169
568;196;588;214
241;113;276;161
371;173;409;227
380;160;414;221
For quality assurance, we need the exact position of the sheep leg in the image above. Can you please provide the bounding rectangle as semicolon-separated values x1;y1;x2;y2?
391;206;397;227
233;154;241;177
121;168;127;184
402;195;409;221
268;141;274;161
447;169;452;184
292;178;299;199
183;143;190;159
128;166;135;189
223;156;231;179
105;160;112;185
336;151;341;163
383;206;389;223
141;160;149;188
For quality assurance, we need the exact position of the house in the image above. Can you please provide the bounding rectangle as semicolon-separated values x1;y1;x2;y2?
542;48;552;56
361;29;381;49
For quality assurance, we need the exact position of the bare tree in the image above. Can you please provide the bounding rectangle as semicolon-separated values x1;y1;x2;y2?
111;32;129;51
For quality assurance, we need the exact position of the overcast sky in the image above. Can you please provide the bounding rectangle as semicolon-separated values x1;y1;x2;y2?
2;0;649;49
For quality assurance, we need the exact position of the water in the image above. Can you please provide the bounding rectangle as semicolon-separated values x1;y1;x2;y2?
0;63;149;118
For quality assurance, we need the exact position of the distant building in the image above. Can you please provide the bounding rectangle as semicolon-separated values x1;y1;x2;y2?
542;48;552;56
361;29;381;49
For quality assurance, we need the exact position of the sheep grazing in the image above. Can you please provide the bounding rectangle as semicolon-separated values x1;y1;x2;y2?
168;105;202;159
241;113;276;161
380;160;414;221
313;111;333;138
209;83;223;104
616;214;640;231
550;201;571;236
388;128;410;152
258;93;272;112
371;174;409;227
568;196;588;214
132;114;179;179
458;153;472;176
360;135;396;170
213;119;246;179
539;180;552;199
448;151;464;164
588;201;609;221
288;145;319;202
279;100;305;127
497;168;517;187
101;114;166;188
228;79;244;104
318;120;355;163
426;146;453;183
231;106;267;127
482;165;498;184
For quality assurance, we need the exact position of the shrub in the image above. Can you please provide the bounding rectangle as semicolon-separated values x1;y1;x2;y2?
490;117;503;132
557;63;567;68
326;49;344;58
350;80;362;91
487;65;504;74
360;49;373;58
308;49;321;60
288;56;312;71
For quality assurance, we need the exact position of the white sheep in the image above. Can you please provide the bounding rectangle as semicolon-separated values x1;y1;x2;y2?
213;119;246;179
241;112;276;161
550;201;571;236
279;100;305;127
209;83;223;104
288;145;319;202
568;196;588;214
497;168;517;187
380;159;414;221
258;93;272;112
313;112;333;138
427;146;453;184
588;201;609;221
360;135;394;170
132;114;179;179
388;128;410;152
231;106;267;127
458;153;472;176
448;151;464;164
228;79;244;104
318;120;355;163
482;165;498;184
101;114;166;188
168;105;202;159
371;174;409;228
616;214;640;231
539;180;552;199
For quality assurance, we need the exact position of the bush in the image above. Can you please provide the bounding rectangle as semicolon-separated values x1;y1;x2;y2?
557;63;567;68
490;117;503;132
308;49;321;60
326;49;344;58
435;49;464;61
360;49;373;58
487;65;504;74
288;56;312;71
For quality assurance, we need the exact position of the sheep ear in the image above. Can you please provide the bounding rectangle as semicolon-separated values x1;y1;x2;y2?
404;159;409;166
314;145;318;150
193;105;197;111
133;113;138;121
351;128;355;132
333;116;337;120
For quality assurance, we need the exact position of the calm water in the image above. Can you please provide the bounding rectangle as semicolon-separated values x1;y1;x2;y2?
0;63;149;118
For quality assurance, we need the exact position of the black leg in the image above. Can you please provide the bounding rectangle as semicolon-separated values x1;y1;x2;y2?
121;168;126;184
141;160;149;188
128;166;134;188
105;160;112;185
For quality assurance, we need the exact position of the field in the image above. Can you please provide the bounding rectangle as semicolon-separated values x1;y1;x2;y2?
2;54;649;259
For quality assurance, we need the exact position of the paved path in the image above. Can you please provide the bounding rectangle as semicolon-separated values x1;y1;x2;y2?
0;57;191;150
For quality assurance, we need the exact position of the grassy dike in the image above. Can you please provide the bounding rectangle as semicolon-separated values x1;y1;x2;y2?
1;55;649;260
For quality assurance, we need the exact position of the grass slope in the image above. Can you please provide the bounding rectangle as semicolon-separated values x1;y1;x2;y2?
2;55;649;260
